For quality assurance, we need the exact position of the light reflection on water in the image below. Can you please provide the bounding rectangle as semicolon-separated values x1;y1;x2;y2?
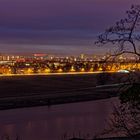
0;98;118;140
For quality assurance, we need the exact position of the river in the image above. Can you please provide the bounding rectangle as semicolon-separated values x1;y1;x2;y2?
0;97;118;140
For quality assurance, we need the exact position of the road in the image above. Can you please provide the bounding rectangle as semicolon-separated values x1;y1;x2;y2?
0;71;116;77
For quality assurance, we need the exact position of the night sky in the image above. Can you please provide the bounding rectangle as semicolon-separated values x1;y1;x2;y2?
0;0;139;55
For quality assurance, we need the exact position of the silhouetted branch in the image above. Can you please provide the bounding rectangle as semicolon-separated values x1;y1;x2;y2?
96;5;140;58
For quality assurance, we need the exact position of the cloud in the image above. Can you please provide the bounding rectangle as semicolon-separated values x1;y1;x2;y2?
0;0;139;54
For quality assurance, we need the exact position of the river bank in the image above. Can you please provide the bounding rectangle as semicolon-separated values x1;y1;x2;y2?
0;73;129;110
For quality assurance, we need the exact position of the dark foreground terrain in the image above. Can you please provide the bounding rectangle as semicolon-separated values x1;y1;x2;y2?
0;73;130;110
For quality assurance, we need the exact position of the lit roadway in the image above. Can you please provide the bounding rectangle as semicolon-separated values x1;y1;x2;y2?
0;71;117;77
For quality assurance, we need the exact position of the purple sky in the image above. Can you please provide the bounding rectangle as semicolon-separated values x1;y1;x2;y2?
0;0;139;55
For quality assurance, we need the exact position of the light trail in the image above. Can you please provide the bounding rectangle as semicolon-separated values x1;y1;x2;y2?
0;71;117;77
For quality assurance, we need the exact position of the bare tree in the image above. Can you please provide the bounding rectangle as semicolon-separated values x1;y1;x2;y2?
95;5;140;139
109;83;140;138
96;5;140;59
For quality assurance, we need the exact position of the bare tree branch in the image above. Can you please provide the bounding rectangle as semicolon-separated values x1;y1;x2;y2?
96;5;140;58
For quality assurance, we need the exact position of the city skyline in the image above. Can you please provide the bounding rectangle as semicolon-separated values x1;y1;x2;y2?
0;0;139;55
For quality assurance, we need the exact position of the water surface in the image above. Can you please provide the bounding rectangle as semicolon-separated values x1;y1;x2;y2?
0;98;118;140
